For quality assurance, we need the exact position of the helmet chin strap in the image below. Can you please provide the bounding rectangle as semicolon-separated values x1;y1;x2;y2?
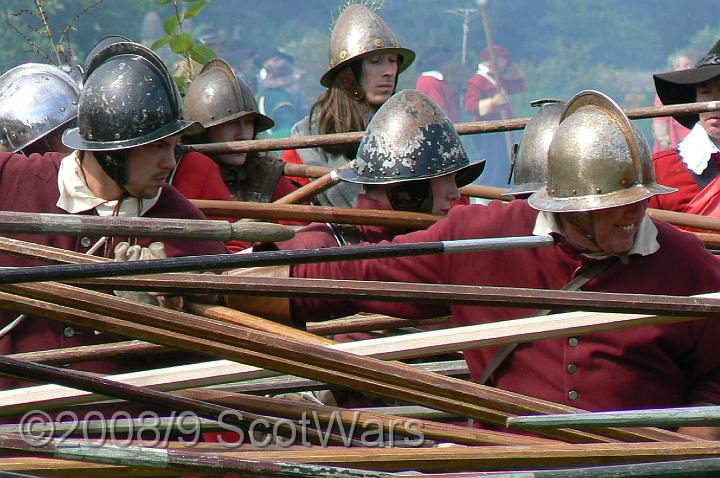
565;211;601;252
93;150;132;195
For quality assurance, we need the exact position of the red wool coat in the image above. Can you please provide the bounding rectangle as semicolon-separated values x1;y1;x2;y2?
292;200;720;412
464;70;525;121
649;149;720;212
0;152;229;388
415;74;460;122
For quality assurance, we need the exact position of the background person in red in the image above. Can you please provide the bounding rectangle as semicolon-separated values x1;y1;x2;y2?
464;45;525;188
651;39;720;212
280;4;415;209
415;46;461;123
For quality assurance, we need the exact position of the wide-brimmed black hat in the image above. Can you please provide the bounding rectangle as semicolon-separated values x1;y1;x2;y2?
654;39;720;128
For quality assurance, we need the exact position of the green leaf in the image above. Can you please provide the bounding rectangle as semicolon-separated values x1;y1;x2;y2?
182;0;208;19
151;37;170;50
168;32;194;54
163;16;180;35
189;44;217;64
157;0;173;3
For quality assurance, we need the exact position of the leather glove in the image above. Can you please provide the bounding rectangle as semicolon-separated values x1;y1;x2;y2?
113;242;185;310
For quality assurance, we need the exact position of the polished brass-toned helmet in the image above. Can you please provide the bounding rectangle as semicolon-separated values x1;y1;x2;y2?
320;4;415;88
504;99;566;197
0;63;80;153
183;58;274;133
340;89;485;186
528;90;675;213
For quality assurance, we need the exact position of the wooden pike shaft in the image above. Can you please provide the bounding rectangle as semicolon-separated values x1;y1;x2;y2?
178;388;557;447
0;354;364;447
0;235;692;443
0;433;392;478
4;446;720;476
0;283;688;444
188;101;720;154
188;198;720;247
0;211;293;243
84;274;720;319
273;167;345;206
0;236;555;284
9;340;166;366
280;163;510;201
192;198;441;226
507;405;720;429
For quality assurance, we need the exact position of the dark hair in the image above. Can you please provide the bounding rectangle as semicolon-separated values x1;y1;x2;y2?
309;60;373;158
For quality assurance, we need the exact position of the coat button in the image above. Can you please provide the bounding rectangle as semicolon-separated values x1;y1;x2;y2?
63;326;75;338
80;237;92;248
568;337;579;347
568;390;579;400
567;363;578;374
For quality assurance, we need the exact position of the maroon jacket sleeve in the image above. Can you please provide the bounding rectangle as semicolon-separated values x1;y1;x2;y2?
172;151;233;201
290;203;502;321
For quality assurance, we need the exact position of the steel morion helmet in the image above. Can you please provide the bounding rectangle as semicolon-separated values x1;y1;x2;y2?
0;63;80;153
528;90;675;213
504;98;566;197
83;35;132;72
320;4;415;89
339;89;485;211
62;42;201;185
183;58;274;133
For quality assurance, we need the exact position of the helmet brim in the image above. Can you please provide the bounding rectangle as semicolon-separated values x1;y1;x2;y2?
62;119;203;151
338;157;485;186
320;47;415;88
528;183;676;213
503;181;547;197
197;110;275;134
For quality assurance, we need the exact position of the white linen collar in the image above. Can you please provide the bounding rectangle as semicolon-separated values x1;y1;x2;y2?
421;70;444;81
533;210;659;263
677;122;720;175
56;151;160;217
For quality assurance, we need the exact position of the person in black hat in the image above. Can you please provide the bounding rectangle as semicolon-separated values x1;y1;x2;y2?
650;39;720;213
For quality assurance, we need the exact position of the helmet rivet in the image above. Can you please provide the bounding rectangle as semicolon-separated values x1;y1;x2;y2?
571;189;577;195
550;188;556;194
210;115;215;119
114;133;121;139
226;108;232;113
596;187;602;193
620;179;627;186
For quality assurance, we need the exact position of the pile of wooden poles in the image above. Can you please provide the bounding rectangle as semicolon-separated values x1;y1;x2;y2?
0;101;719;477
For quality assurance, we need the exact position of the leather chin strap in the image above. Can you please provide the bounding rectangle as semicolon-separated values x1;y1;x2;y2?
336;66;364;101
94;150;130;191
566;211;600;250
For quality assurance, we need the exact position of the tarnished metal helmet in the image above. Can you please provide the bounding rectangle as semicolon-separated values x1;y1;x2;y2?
529;90;675;213
0;63;79;153
320;4;415;88
339;89;485;186
504;99;566;197
183;58;273;133
62;41;201;151
83;35;131;72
